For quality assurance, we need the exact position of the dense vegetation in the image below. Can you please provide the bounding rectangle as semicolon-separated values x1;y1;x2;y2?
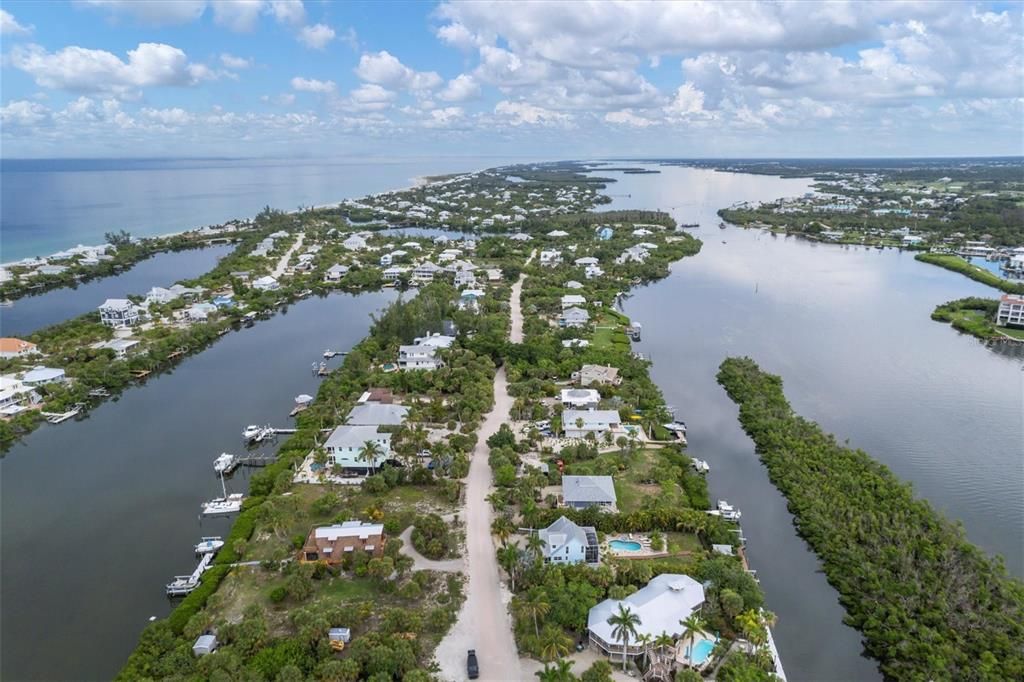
716;356;1024;681
915;253;1024;294
930;297;1002;340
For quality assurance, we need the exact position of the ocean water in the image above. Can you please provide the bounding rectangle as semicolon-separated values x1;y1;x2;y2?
0;156;512;262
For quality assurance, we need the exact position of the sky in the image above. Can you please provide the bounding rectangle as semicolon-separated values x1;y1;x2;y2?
1;0;1022;159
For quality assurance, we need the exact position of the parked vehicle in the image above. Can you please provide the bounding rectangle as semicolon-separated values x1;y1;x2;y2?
466;649;479;679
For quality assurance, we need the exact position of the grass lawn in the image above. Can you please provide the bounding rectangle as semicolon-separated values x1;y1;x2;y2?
590;311;631;351
999;326;1024;340
665;531;705;555
565;447;690;514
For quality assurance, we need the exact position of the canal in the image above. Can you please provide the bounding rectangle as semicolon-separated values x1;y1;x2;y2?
2;244;234;336
603;165;1023;680
0;289;397;681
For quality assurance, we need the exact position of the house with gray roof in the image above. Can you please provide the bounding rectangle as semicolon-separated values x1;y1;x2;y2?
345;402;409;426
561;475;617;510
561;388;601;410
539;516;600;565
324;264;350;282
588;574;705;662
323;425;392;472
99;298;140;328
559;307;590;328
573;364;621;386
563;409;621;439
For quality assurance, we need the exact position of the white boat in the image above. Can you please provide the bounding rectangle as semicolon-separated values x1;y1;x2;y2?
692;458;710;474
242;424;261;441
194;536;225;555
663;421;687;434
202;471;245;515
213;453;235;474
717;499;742;520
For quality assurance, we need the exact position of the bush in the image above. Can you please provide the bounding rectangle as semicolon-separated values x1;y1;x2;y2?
269;586;287;603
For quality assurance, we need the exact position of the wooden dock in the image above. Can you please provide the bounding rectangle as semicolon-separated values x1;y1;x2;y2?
224;455;277;474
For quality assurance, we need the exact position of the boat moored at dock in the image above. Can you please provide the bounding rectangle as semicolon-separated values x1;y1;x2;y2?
213;453;235;474
194;537;224;555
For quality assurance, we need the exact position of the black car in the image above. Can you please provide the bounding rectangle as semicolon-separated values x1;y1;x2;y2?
466;649;479;679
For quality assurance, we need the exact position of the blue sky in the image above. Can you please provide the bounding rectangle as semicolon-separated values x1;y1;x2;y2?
1;1;1022;158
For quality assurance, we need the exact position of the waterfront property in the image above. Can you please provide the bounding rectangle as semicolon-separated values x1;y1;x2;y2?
561;294;587;309
559;306;591;328
252;275;280;291
538;515;600;565
562;409;621;438
324;264;350;282
345;401;409;426
397;334;455;371
587;574;705;662
560;388;601;410
21;366;67;387
562;474;617;510
323;425;392;472
573;364;621;386
0;376;40;413
99;298;140;328
299;520;386;563
0;338;38;359
996;294;1024;327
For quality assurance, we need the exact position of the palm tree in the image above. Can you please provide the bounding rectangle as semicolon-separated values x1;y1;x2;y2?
538;624;572;662
497;544;521;591
679;613;706;664
654;631;675;666
516;589;551;637
358;439;383;475
491;516;515;546
636;632;654;670
607;604;641;672
535;658;573;681
526;530;545;563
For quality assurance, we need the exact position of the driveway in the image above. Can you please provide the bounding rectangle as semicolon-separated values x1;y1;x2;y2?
272;233;304;279
397;526;464;572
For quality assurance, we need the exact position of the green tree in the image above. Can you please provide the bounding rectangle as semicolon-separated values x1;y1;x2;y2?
515;589;551;637
359;439;384;475
606;603;641;672
538;624;573;662
536;658;576;682
679;612;706;663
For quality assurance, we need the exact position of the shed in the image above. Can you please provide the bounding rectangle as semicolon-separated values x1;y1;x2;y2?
193;634;218;656
329;627;351;644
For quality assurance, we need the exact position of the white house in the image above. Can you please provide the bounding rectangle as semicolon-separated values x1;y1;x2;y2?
540;250;563;267
565;280;585;290
342;234;368;250
252;275;280;291
563;409;621;438
99;299;140;328
588;574;705;661
562;339;590;349
509;232;533;242
574;364;621;386
0;338;38;359
538;516;600;565
412;262;444;282
382;266;407;281
562;475;617;510
575;257;599;267
323;425;392;472
22;366;67;387
398;334;455;370
94;338;141;359
561;388;601;410
585;265;605;279
324;264;350;282
0;376;40;413
561;294;587;309
548;230;570;238
454;269;477;287
559;307;590;328
997;294;1024;328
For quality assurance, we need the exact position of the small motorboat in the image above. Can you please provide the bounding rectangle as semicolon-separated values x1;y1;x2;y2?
202;493;245;516
719;222;727;229
717;499;742;520
213;453;235;474
691;459;710;474
663;421;687;434
194;537;225;555
242;424;261;441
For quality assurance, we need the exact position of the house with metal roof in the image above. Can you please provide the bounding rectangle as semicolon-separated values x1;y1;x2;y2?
559;307;590;328
538;515;599;565
252;275;280;291
561;294;587;309
560;388;601;410
324;264;350;282
22;366;67;386
300;520;386;563
588;574;705;662
573;364;621;386
561;475;617;510
345;402;409;426
323;425;392;472
562;409;621;439
99;298;140;328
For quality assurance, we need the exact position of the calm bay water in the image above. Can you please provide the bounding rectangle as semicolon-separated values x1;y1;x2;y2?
0;290;397;681
1;244;233;336
602;165;1023;680
1;156;511;262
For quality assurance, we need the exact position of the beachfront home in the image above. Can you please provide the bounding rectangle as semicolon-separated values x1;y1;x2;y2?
561;388;601;410
0;376;40;413
562;475;617;510
616;245;651;264
563;409;621;438
997;294;1024;328
559;307;590;328
539;250;563;267
412;262;444;282
538;515;600;565
323;425;392;472
94;338;141;359
398;334;455;371
300;521;386;563
561;294;587;309
0;338;38;359
21;366;67;387
573;364;621;386
345;402;409;427
382;266;408;282
37;265;69;276
588;574;705;662
252;276;280;291
186;303;218;323
324;264;350;282
99;299;140;328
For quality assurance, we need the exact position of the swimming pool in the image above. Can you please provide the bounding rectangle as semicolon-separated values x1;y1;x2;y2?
689;638;715;665
609;539;642;551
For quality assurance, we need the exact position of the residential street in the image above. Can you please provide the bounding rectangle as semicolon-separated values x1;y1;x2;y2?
271;232;304;279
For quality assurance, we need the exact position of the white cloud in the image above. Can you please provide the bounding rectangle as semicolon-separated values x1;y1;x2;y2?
140;107;193;127
0;100;50;126
439;74;481;102
75;0;206;26
210;0;265;32
290;76;336;93
494;100;571;127
9;42;212;95
355;51;442;91
1;9;33;35
220;53;253;69
665;82;707;118
604;110;655;127
346;83;398;111
267;0;305;26
423;106;465;128
297;23;335;49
